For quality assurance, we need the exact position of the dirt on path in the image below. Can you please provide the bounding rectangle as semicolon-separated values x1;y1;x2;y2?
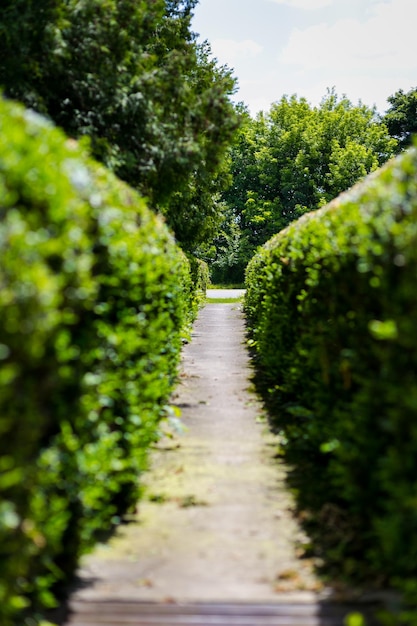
68;297;324;607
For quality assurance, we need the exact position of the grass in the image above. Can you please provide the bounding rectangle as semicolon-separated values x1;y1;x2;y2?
207;283;245;289
205;296;244;304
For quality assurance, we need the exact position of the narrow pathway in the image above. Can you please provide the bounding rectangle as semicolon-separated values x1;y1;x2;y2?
62;298;379;624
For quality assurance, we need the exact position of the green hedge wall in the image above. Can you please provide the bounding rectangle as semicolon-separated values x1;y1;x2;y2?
188;255;210;298
0;97;194;625
245;145;417;598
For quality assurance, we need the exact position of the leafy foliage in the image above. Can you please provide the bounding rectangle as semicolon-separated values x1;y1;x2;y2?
214;91;397;282
383;87;417;151
0;0;62;99
0;97;195;625
0;0;239;250
245;144;417;602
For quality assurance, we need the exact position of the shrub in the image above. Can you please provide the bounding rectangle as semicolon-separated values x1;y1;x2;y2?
245;145;417;597
187;255;210;303
0;96;193;624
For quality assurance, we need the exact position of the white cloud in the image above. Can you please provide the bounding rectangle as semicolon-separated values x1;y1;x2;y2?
280;0;417;72
268;0;334;10
275;0;417;112
211;39;264;63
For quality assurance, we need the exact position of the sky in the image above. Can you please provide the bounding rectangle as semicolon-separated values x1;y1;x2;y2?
191;0;417;116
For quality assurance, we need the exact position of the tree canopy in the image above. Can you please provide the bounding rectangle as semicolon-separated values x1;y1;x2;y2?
209;91;398;283
0;0;239;251
2;4;410;277
383;87;417;151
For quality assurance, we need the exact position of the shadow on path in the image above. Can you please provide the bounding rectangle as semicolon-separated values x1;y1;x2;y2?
56;296;386;625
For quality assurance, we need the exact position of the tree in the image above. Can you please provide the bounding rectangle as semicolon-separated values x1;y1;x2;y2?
0;0;62;103
0;0;239;251
213;91;397;283
383;87;417;151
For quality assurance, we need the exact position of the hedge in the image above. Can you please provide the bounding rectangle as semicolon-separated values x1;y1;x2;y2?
0;96;195;625
245;145;417;604
188;255;210;297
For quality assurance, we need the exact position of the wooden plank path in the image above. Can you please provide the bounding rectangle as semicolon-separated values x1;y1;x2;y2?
58;294;384;626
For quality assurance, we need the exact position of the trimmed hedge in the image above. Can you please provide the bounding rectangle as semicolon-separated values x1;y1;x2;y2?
245;146;417;598
0;97;195;624
188;255;210;299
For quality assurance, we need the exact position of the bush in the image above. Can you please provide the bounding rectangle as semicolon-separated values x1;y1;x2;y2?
188;255;210;301
0;96;194;624
245;145;417;597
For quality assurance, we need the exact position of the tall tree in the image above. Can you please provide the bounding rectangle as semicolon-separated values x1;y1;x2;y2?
0;0;62;103
383;87;417;151
212;91;397;283
0;0;239;250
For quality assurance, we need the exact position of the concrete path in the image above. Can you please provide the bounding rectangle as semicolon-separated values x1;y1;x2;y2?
67;295;322;609
206;288;246;299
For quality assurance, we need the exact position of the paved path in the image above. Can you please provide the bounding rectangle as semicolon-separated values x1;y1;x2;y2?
206;288;246;299
62;295;373;624
66;298;319;606
60;294;387;625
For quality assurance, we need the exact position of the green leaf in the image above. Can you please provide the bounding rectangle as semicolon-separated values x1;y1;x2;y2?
368;319;398;341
